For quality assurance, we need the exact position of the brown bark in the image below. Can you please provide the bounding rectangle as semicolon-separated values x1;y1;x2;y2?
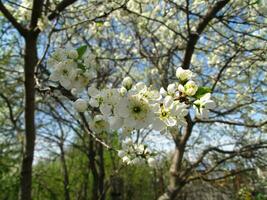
0;1;81;199
98;143;106;200
20;33;38;200
58;123;71;200
158;1;231;199
19;0;44;198
59;143;71;200
158;116;194;200
181;0;230;70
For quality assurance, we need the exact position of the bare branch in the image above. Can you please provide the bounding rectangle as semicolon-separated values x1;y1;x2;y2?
48;0;78;20
0;0;27;36
181;0;230;69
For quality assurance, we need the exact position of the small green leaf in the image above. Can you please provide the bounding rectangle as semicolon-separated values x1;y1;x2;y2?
95;21;104;27
77;63;86;71
194;87;211;99
76;45;87;59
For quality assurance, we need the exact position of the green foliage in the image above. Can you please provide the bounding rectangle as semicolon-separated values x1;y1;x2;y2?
194;87;212;99
76;45;87;59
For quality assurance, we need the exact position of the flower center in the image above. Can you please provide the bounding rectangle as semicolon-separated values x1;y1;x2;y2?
62;69;69;75
133;106;141;113
161;111;168;117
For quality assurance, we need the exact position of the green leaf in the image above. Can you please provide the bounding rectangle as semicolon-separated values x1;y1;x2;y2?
95;21;104;27
194;87;211;99
77;63;86;71
76;45;87;59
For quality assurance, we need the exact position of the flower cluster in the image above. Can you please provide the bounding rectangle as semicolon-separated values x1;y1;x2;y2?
118;139;156;168
175;67;216;118
48;46;96;93
48;48;215;166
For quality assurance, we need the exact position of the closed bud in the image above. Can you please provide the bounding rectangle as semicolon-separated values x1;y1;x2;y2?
176;67;193;82
74;98;87;112
122;77;133;90
184;81;198;96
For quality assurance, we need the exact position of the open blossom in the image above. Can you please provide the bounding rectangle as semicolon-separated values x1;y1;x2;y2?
194;93;216;119
152;96;188;131
152;96;176;130
49;61;76;89
48;47;97;92
90;115;110;133
167;83;177;95
118;140;154;166
115;95;153;129
176;67;193;82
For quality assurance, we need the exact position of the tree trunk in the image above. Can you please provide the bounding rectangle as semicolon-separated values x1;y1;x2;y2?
110;176;124;200
87;140;99;200
98;142;106;200
59;143;71;200
158;116;193;200
19;34;38;200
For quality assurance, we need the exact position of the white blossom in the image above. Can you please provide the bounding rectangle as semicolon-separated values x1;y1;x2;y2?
194;93;215;119
176;67;193;82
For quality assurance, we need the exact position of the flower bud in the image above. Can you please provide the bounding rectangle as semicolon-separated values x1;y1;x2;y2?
122;76;133;90
118;150;126;158
176;67;193;82
74;98;87;112
184;81;198;96
120;87;127;96
71;88;78;95
122;156;131;164
67;49;78;59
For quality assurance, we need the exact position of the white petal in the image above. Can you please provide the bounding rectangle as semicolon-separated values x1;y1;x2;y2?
135;82;147;92
74;99;87;112
165;117;177;127
160;87;167;96
178;84;185;93
115;98;129;118
89;98;99;107
60;78;72;89
124;117;136;128
109;116;123;130
147;157;157;168
49;71;60;81
163;96;174;108
100;104;112;116
167;83;176;94
152;118;166;131
88;86;99;97
117;150;126;158
201;93;211;101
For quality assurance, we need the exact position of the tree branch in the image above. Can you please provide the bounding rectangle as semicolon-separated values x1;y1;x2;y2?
181;0;230;69
30;0;44;29
48;0;78;20
195;119;267;128
0;0;27;36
